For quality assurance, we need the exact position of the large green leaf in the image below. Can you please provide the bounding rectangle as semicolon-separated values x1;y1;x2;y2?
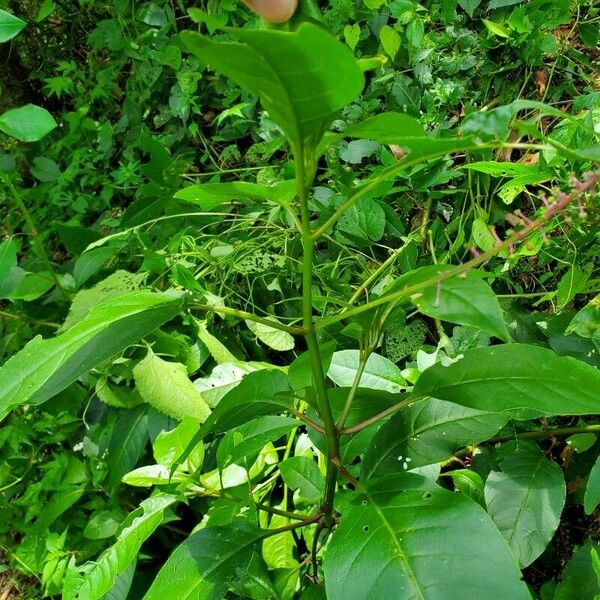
484;450;565;567
0;291;184;420
362;398;511;477
413;344;600;415
324;476;530;599
0;104;57;142
384;266;510;341
0;8;26;42
133;349;211;421
181;23;364;150
143;521;268;599
63;493;179;600
174;180;296;209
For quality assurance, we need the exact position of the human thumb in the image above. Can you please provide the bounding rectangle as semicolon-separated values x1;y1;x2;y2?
243;0;299;23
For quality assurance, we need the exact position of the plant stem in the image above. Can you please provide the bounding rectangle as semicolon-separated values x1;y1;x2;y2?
488;423;600;444
288;407;326;433
266;514;321;537
336;349;368;429
255;502;312;521
295;145;340;527
347;235;418;306
340;395;421;435
190;303;304;334
1;174;68;299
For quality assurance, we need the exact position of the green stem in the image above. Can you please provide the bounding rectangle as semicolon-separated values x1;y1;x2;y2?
340;395;422;435
295;145;340;526
347;235;417;306
1;174;68;299
488;423;600;444
265;514;321;537
190;303;304;334
255;502;312;521
336;348;368;429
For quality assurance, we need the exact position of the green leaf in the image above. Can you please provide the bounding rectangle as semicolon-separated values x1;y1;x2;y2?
385;265;511;341
8;270;54;301
174;180;296;210
289;342;336;393
585;455;600;515
61;271;147;332
153;417;204;471
458;0;482;18
246;319;295;351
488;0;524;8
107;406;150;491
339;139;380;164
199;370;291;439
343;23;360;51
74;246;121;286
328;350;407;393
36;0;56;23
483;19;510;38
406;19;424;48
557;266;589;309
262;514;297;570
567;433;596;454
413;344;600;415
0;8;26;42
30;156;60;182
133;349;211;421
462;161;537;177
0;104;57;142
566;295;600;340
122;464;187;487
0;238;19;283
380;25;400;57
343;112;425;142
484;450;565;566
362;398;511;477
63;493;179;600
554;538;600;600
279;456;325;502
471;218;496;251
181;23;364;151
143;521;268;599
337;197;385;242
216;416;297;469
171;370;292;475
0;291;184;421
324;477;530;599
445;469;485;506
